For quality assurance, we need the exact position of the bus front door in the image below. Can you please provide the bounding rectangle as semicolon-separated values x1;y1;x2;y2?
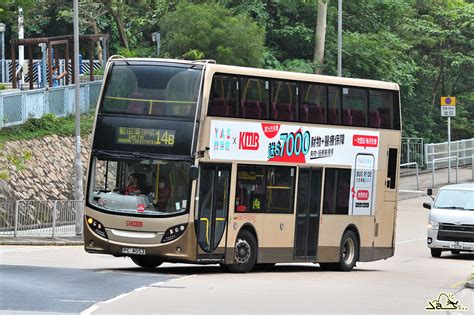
294;168;322;260
196;164;231;260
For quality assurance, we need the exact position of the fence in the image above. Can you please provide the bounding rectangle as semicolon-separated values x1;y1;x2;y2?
425;138;474;169
0;80;102;129
401;137;424;167
0;200;80;237
3;59;103;86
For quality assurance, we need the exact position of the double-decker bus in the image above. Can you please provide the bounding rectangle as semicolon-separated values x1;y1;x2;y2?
84;57;401;272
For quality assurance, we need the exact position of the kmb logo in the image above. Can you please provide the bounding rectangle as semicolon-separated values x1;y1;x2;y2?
126;220;143;227
239;132;259;150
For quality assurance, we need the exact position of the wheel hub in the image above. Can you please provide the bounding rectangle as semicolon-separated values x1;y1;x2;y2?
235;238;251;264
342;238;355;264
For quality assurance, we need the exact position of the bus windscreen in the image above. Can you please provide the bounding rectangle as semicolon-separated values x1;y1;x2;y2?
87;157;192;216
101;63;202;118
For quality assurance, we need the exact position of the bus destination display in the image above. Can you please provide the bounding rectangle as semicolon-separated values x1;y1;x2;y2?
116;127;175;147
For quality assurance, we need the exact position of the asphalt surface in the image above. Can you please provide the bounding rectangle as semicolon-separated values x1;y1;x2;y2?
0;264;176;313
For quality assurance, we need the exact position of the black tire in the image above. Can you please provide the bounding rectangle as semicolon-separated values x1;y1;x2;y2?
131;256;163;268
450;250;460;255
225;230;258;273
430;248;442;258
334;230;359;271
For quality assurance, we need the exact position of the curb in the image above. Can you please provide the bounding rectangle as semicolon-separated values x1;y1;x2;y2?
0;237;84;246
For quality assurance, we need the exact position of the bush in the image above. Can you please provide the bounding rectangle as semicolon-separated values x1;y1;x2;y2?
0;113;95;143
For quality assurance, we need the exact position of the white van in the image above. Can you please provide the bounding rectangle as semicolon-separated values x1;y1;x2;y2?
423;183;474;257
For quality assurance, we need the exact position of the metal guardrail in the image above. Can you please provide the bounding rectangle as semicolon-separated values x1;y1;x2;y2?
401;137;424;167
0;200;80;237
431;156;458;188
425;138;473;169
0;80;102;129
400;162;419;190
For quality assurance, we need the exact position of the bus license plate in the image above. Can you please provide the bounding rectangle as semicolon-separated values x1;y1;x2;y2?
122;247;146;255
449;242;463;250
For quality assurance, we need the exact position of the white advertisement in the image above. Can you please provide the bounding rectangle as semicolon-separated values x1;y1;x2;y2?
209;120;380;216
351;154;375;216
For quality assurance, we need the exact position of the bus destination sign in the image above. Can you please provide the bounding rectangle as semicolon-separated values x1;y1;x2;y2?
116;127;176;147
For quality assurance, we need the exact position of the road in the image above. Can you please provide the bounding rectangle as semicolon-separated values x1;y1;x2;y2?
1;196;472;314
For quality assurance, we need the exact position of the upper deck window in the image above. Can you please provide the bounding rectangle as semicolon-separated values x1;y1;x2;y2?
300;83;327;124
101;63;202;119
240;77;269;119
271;81;297;122
208;75;239;117
342;87;368;127
369;90;400;129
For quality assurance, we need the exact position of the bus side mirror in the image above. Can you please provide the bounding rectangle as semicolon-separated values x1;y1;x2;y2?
422;202;431;210
190;166;199;181
427;188;432;196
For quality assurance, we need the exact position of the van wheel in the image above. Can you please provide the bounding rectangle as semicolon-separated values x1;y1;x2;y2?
225;230;257;273
334;230;359;271
131;256;163;268
450;250;460;255
430;248;442;258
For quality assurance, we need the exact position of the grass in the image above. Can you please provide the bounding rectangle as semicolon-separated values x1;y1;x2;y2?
0;113;95;143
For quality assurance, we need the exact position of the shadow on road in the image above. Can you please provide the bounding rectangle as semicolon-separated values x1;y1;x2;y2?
101;263;387;275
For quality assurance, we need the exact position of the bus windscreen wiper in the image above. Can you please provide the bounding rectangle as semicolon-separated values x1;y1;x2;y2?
94;150;134;159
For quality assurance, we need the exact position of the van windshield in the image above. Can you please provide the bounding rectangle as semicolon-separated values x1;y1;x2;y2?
433;190;474;211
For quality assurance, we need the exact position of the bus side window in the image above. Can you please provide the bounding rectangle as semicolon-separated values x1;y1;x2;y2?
323;168;351;215
328;86;341;124
342;87;368;127
271;81;297;122
370;90;394;129
208;75;238;117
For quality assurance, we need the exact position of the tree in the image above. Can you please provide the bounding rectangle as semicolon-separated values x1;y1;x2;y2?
160;2;265;67
313;0;328;74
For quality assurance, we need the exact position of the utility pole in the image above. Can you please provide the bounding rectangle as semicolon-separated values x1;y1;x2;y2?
73;0;84;235
337;0;342;77
18;7;24;87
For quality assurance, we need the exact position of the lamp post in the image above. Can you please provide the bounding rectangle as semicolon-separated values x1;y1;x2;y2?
337;0;342;77
0;23;5;83
73;0;84;235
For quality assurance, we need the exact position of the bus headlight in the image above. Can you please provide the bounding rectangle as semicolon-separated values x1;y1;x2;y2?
428;221;439;230
86;216;108;239
161;224;187;243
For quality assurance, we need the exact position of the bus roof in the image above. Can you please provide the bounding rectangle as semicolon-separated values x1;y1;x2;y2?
112;57;400;91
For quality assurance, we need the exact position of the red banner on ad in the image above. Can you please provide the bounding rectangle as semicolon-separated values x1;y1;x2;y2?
356;190;369;201
261;123;280;139
353;135;378;148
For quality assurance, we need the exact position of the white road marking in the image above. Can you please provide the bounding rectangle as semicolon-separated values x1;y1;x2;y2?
80;274;196;315
396;237;426;244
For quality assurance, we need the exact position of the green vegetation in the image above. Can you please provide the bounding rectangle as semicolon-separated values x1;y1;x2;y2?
0;0;472;142
0;113;95;143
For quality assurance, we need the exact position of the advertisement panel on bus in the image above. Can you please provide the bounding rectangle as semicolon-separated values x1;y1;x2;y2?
209;120;379;216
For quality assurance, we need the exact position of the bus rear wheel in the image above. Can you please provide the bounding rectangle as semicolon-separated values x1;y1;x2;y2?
225;230;257;273
131;256;163;269
335;230;359;271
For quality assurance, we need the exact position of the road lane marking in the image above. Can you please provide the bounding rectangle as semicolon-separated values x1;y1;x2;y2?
80;274;196;315
395;237;425;244
0;247;57;254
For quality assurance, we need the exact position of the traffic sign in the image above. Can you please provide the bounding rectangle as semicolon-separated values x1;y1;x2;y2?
441;106;456;117
440;96;456;106
440;96;456;117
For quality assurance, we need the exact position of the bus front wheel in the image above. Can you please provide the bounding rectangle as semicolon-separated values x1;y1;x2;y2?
225;230;257;273
131;256;163;268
